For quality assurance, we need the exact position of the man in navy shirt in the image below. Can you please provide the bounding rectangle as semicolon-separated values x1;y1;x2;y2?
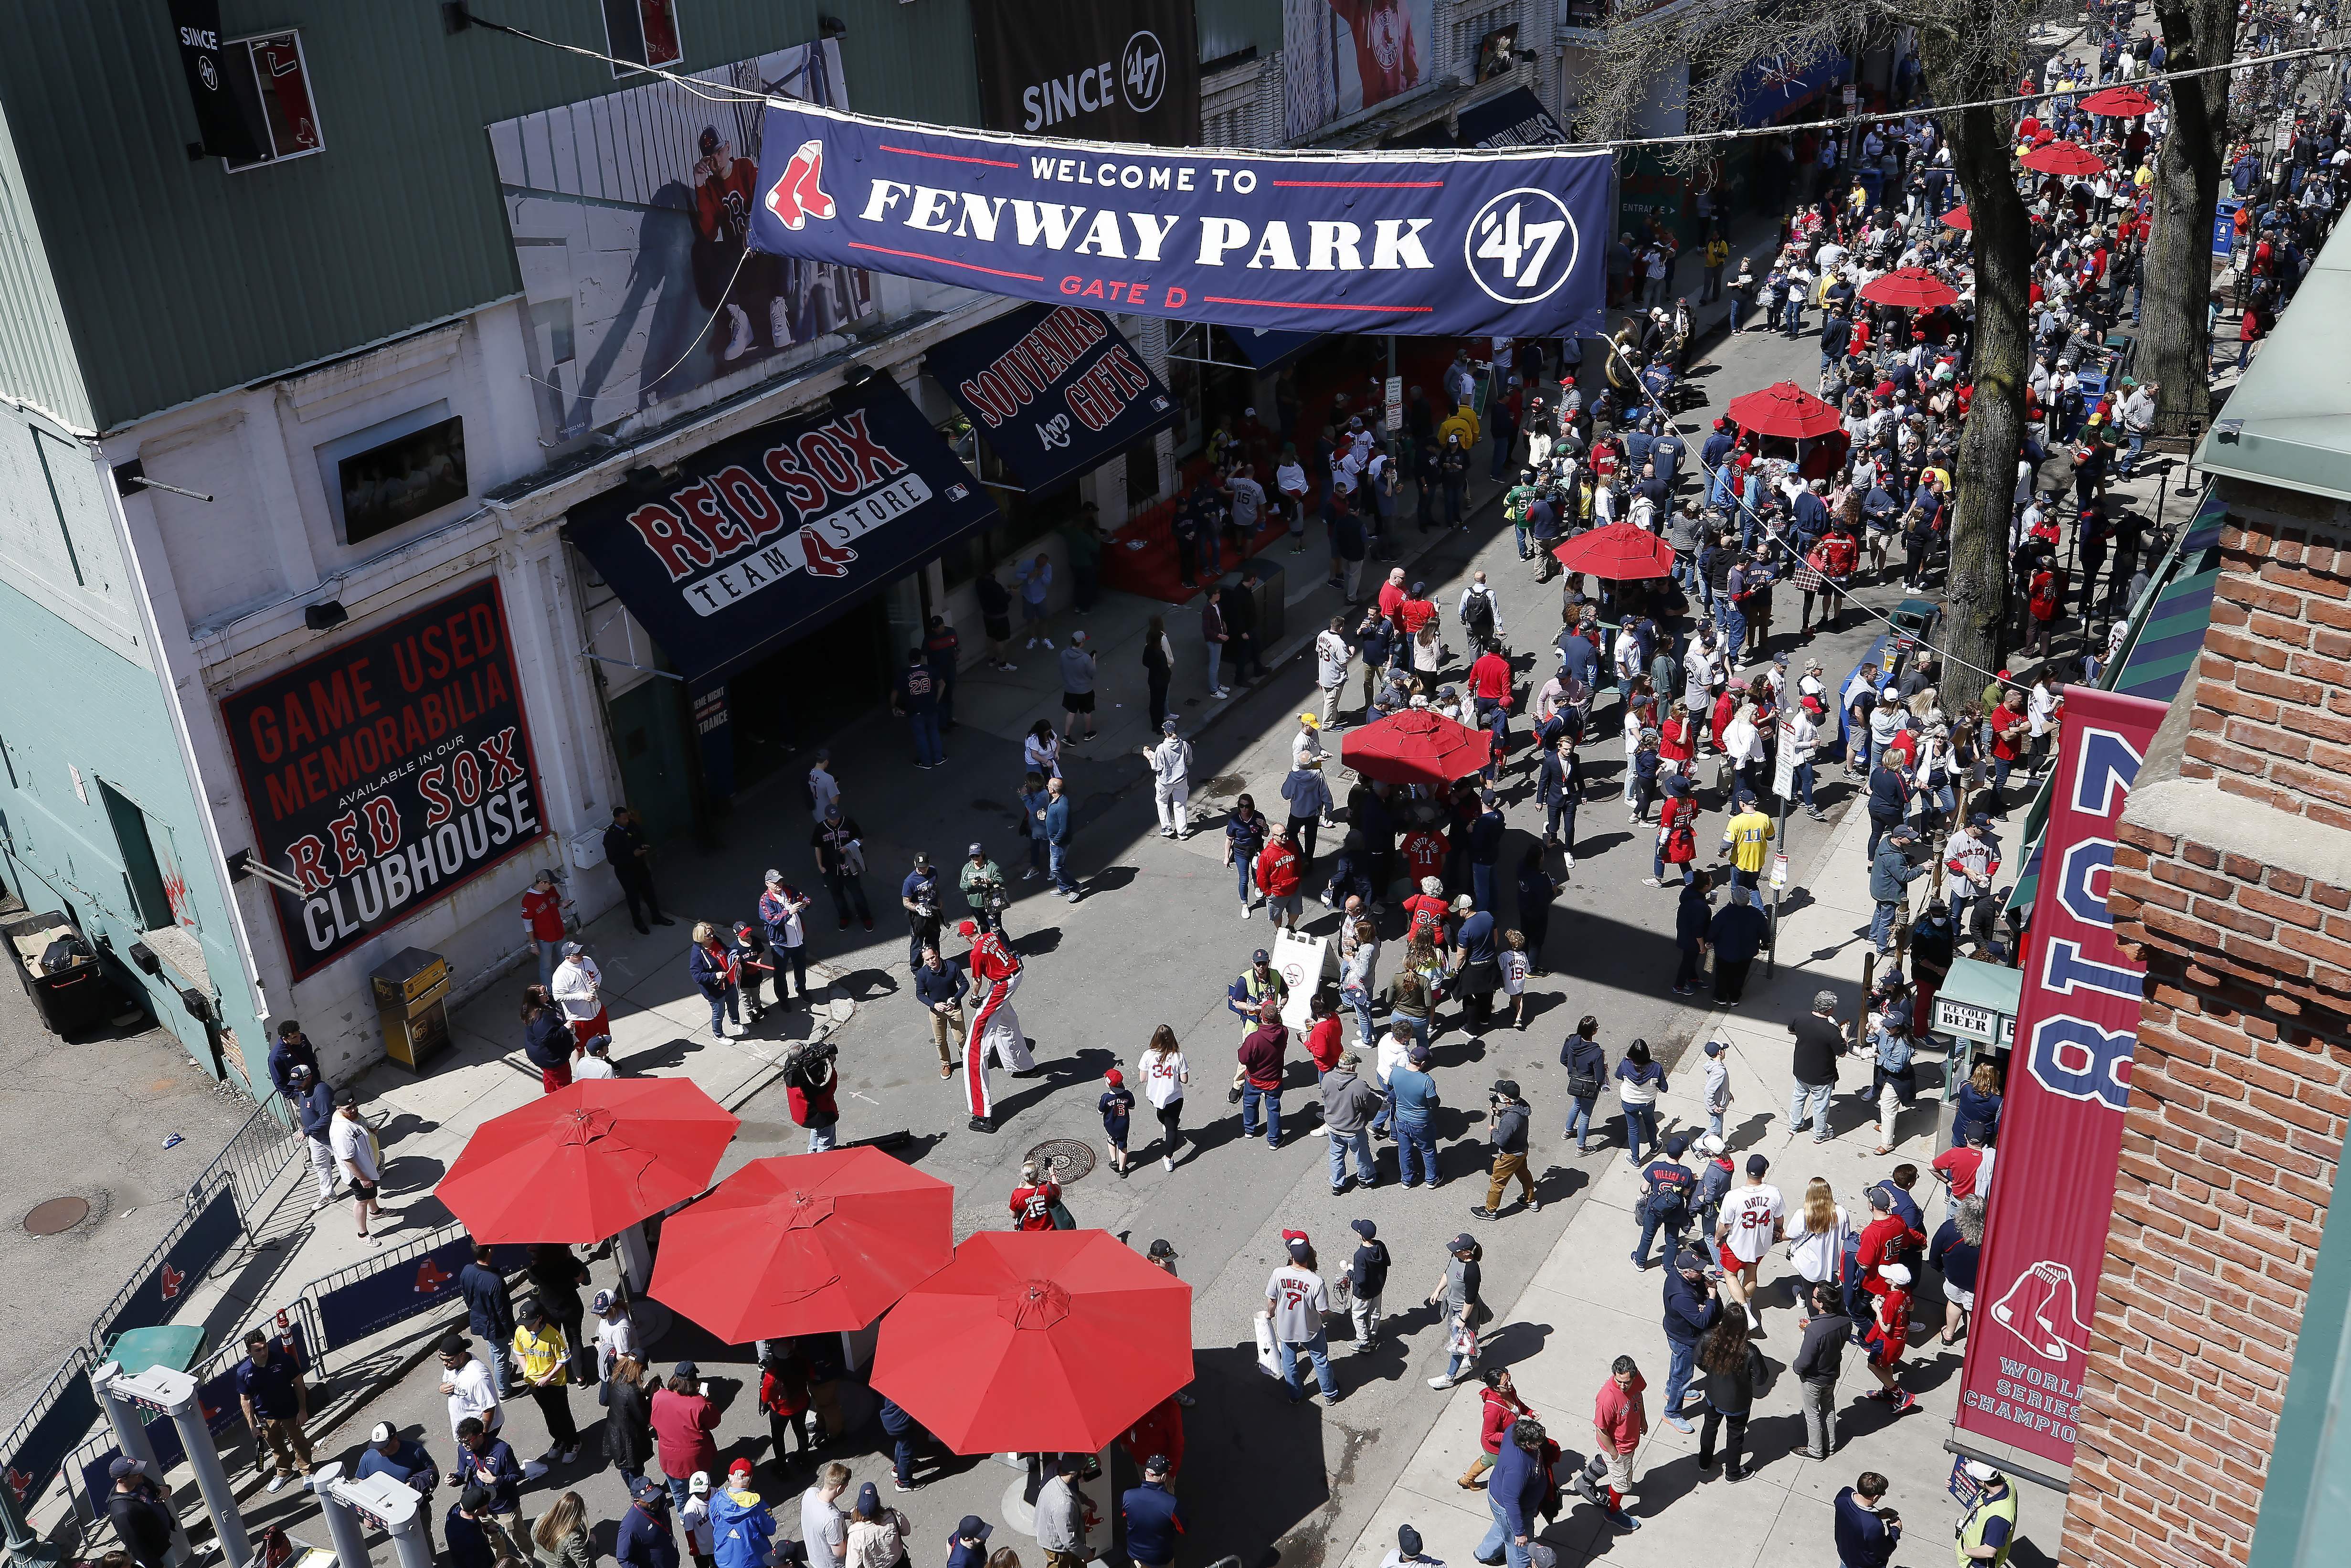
899;851;943;974
267;1019;321;1100
235;1329;310;1491
944;1516;993;1568
454;1417;523;1523
1833;1471;1901;1568
456;1244;515;1397
614;1478;680;1568
1121;1454;1185;1568
356;1422;438;1554
912;943;969;1081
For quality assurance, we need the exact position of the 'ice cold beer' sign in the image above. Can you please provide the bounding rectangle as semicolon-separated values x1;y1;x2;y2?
222;579;547;978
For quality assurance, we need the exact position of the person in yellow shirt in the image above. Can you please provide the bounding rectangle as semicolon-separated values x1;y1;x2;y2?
1703;234;1731;304
1722;793;1775;892
512;1300;581;1464
1438;402;1481;451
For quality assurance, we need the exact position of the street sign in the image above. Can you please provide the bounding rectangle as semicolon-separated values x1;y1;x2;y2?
1385;376;1403;430
1772;715;1798;799
1770;852;1789;890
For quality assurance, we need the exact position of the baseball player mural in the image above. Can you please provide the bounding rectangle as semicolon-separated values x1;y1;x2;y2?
959;918;1035;1133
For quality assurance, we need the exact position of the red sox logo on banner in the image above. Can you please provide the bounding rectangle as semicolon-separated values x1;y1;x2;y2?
415;1257;454;1293
159;1263;185;1300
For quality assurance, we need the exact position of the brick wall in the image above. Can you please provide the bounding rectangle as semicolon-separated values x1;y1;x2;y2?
2062;477;2351;1568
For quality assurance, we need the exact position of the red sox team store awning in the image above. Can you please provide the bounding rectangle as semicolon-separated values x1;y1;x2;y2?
562;377;1000;688
925;303;1178;496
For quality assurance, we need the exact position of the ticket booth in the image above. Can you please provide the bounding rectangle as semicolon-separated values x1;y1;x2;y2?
1934;955;2021;1141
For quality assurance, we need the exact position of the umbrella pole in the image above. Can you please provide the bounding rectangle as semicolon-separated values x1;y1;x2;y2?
613;1221;673;1346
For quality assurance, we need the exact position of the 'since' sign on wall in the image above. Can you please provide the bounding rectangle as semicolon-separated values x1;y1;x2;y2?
221;579;547;979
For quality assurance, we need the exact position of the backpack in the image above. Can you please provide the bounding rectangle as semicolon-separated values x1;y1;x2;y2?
1464;592;1496;635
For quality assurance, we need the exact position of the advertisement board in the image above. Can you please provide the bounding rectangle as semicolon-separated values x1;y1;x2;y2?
487;42;875;443
924;304;1177;493
1954;688;2168;1469
562;379;1001;689
745;99;1612;339
1282;0;1437;142
220;580;547;980
972;0;1200;146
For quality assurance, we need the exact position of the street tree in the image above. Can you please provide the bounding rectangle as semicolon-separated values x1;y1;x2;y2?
2137;0;2237;437
1576;0;2064;682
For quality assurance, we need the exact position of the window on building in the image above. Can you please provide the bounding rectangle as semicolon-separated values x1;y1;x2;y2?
319;408;470;547
99;783;176;933
603;0;685;73
222;33;324;171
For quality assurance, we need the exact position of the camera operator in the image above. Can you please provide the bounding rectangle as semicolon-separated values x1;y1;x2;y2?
901;851;943;974
784;1040;841;1154
958;843;1009;937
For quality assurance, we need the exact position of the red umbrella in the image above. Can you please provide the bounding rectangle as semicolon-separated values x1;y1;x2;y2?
2020;139;2107;178
1858;267;1960;310
1550;520;1675;582
1724;381;1844;440
647;1149;954;1340
2079;85;2155;117
437;1079;740;1243
871;1231;1193;1454
1339;707;1495;785
1939;204;1974;232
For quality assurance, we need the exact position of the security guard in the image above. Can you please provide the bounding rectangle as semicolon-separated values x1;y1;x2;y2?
1953;1461;2018;1567
1721;791;1776;891
1228;949;1289;1043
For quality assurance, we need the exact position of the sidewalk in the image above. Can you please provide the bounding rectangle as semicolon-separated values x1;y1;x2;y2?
1337;803;2005;1568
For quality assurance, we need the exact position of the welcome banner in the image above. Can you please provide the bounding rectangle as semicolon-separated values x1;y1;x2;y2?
746;98;1612;338
1955;687;2168;1470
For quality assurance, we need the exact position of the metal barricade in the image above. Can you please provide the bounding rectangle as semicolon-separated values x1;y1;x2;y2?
186;1093;304;1229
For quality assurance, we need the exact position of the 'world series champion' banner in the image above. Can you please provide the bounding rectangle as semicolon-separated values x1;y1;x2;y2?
745;98;1612;338
1954;687;2167;1470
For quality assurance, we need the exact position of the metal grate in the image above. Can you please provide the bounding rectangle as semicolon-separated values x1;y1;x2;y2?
1025;1138;1097;1185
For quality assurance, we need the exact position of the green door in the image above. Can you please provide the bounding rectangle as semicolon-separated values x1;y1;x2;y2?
607;680;697;843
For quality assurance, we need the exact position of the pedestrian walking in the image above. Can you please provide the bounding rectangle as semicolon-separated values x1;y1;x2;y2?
1613;1039;1666;1165
1137;1025;1189;1171
1121;1456;1185;1568
1224;794;1270;917
798;1464;851;1568
1705;887;1768;1004
1425;1233;1485;1388
1389;1039;1442;1187
1043;777;1080;901
688;922;741;1040
456;1245;516;1398
1475;1417;1549;1568
1098;1068;1135;1178
1858;1263;1918;1411
105;1459;178;1568
889;646;946;770
437;1334;502;1454
236;1327;314;1491
511;1300;581;1464
955;846;1008;939
1692;1312;1767;1482
1834;1471;1900;1568
1470;1079;1537;1219
532;1493;596;1568
1673;875;1712;996
913;945;967;1082
1560;1017;1606;1152
1345;1218;1388;1354
652;1363;722;1515
1235;1000;1289;1149
603;807;673;933
357;1423;441;1557
1456;1367;1533;1488
1058;631;1098;743
329;1091;385;1240
1573;1357;1645;1531
1263;1230;1341;1403
1715;1155;1785;1330
1698;1038;1732;1139
1630;1132;1696;1269
1933;1196;1986;1346
289;1063;339;1210
1784;1176;1852;1306
1659;1244;1719;1432
757;873;814;1004
1142;722;1192;839
1016;553;1053;649
551;942;610;1049
900;851;943;975
847;1481;911;1568
1033;1455;1087;1568
603;1355;655;1489
1322;1050;1382;1194
811;806;874;930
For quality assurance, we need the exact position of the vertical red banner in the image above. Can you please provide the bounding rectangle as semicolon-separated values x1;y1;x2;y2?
1954;687;2168;1469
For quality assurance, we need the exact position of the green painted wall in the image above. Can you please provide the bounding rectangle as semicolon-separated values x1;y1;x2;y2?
0;0;983;431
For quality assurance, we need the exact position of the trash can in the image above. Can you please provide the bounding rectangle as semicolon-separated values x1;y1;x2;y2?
371;947;451;1072
4;910;110;1037
1222;556;1287;651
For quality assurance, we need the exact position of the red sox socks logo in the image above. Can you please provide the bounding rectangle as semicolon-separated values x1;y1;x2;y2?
764;139;837;231
159;1262;186;1300
5;1468;31;1503
1989;1260;2092;1361
415;1257;454;1293
799;526;857;576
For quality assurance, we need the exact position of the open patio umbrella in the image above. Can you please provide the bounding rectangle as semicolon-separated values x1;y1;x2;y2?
1938;204;1974;232
1339;707;1494;785
1724;381;1844;440
2079;85;2155;117
647;1148;954;1340
1858;266;1959;310
2020;139;2107;178
437;1079;739;1244
1550;520;1675;582
871;1230;1193;1454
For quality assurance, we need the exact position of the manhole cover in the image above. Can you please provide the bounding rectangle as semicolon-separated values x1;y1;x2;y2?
1025;1139;1097;1185
1198;774;1244;800
23;1197;90;1236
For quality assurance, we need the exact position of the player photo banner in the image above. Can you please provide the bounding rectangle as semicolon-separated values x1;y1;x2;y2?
561;378;1001;689
220;579;547;981
746;98;1612;339
924;304;1178;493
1954;688;2167;1470
972;0;1201;146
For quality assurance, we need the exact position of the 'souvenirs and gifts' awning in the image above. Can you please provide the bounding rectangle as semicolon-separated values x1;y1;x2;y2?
924;303;1178;495
562;377;1000;687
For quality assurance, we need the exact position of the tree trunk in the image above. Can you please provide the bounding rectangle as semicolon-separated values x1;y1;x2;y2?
1940;100;2036;684
2141;0;2236;436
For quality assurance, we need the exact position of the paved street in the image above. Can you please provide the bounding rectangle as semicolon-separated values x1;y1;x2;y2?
175;267;1994;1568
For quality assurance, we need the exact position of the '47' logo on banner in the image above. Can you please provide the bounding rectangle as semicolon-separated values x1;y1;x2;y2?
1465;189;1581;306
